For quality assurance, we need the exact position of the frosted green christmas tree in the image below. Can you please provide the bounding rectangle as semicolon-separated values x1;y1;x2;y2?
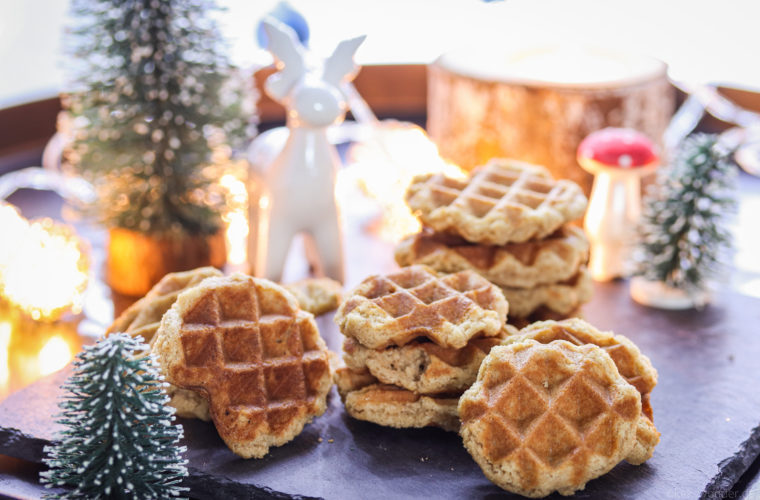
65;0;253;235
41;334;187;499
635;133;736;295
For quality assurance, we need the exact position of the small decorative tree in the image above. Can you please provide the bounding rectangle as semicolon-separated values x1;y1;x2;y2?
631;134;736;308
64;0;254;295
41;333;188;499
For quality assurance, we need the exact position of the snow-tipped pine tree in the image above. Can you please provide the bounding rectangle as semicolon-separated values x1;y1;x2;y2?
64;0;254;235
635;133;736;295
41;334;187;499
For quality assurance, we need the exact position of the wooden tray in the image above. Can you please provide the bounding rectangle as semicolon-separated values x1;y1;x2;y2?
1;281;759;499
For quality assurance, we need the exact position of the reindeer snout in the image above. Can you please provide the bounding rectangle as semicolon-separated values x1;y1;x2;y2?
290;83;345;127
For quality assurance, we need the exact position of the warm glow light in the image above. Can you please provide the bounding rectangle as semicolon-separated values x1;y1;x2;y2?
344;122;466;241
0;322;11;389
0;202;89;320
220;173;249;267
37;335;72;376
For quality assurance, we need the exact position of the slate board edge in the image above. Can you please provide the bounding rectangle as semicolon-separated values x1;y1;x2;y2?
186;466;321;500
0;425;319;500
0;427;49;463
702;424;760;500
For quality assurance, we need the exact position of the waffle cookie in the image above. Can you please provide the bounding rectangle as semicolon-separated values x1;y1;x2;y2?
459;340;640;497
499;266;593;318
336;368;460;432
284;278;343;316
107;267;224;345
395;225;589;289
335;265;508;350
152;274;332;459
505;318;660;463
341;325;517;394
406;159;587;245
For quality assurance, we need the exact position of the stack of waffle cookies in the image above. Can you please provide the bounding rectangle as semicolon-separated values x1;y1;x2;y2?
399;158;592;326
333;265;513;432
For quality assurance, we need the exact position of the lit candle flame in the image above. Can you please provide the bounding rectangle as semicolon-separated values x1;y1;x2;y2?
0;322;10;390
0;202;89;320
37;336;72;376
219;173;249;267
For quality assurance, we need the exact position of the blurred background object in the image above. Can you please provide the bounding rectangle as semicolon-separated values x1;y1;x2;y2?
428;46;673;194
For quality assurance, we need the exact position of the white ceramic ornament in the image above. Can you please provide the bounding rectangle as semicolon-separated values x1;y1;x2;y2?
249;19;365;283
577;128;659;282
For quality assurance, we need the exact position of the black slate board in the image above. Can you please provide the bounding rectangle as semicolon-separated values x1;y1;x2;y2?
1;281;760;499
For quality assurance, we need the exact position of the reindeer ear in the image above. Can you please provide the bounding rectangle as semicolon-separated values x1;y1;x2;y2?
323;35;366;87
262;17;306;101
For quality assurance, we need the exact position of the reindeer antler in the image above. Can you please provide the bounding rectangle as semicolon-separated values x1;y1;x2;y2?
323;35;366;87
262;17;306;102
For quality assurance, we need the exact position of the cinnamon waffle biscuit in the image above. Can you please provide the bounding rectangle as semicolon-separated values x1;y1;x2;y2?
107;267;224;421
395;225;589;288
107;267;223;345
342;330;510;394
284;278;343;316
459;340;640;497
335;265;508;349
506;318;660;463
406;159;587;245
499;266;593;318
152;274;332;459
343;382;460;432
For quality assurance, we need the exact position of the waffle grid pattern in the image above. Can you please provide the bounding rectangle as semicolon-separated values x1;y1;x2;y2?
513;319;657;419
407;160;587;244
176;283;329;436
475;351;621;467
337;266;507;349
460;342;640;496
428;162;559;218
107;267;223;346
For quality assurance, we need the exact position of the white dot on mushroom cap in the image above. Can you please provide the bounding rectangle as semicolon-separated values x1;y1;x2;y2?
618;154;633;167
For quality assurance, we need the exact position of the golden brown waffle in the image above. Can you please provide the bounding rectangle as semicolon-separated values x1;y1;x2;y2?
284;278;343;316
508;318;658;418
107;267;224;421
339;379;460;432
395;225;589;288
506;318;660;463
627;415;661;465
459;340;640;497
152;274;332;459
342;326;515;394
334;366;378;400
335;265;508;350
107;267;223;345
499;266;593;318
406;159;587;245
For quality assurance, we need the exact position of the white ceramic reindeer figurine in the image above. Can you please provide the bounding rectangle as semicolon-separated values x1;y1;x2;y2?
250;19;364;283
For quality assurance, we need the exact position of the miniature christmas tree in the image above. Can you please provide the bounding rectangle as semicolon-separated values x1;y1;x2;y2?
64;0;253;235
41;334;188;498
634;133;736;296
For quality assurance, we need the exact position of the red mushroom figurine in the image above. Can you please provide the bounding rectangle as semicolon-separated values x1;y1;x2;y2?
577;128;659;281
